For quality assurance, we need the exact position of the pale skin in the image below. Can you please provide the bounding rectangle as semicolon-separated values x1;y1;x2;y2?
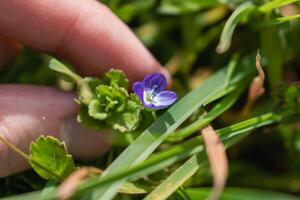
0;0;170;177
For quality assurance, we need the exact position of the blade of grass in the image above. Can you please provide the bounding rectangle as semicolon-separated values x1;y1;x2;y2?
167;82;247;142
140;113;278;200
204;54;239;105
88;62;254;200
158;0;220;15
216;2;255;53
143;154;207;200
260;25;284;86
185;187;300;200
259;0;300;13
0;192;42;200
275;14;300;23
2;112;279;200
74;113;279;198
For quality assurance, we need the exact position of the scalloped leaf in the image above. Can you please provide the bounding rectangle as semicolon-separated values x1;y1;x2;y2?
28;136;76;181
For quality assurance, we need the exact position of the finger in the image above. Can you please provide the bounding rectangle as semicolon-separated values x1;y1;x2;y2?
0;35;21;69
0;0;170;82
0;85;109;177
60;117;110;160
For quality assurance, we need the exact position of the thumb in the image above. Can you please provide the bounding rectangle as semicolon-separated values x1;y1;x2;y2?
0;85;109;177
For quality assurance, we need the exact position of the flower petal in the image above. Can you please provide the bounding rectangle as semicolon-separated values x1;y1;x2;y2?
133;81;145;103
143;73;167;93
153;90;177;109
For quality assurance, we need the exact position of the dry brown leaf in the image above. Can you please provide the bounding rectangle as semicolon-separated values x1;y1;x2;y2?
242;50;265;117
202;126;228;200
57;167;102;200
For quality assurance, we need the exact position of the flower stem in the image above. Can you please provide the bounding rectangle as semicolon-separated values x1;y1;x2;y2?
0;134;29;160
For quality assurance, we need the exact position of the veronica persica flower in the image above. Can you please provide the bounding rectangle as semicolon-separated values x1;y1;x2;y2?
133;73;177;110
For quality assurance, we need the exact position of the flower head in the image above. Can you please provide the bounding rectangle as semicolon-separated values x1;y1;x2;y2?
133;73;177;110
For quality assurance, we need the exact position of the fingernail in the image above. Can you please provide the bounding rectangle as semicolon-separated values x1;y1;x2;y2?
60;117;110;159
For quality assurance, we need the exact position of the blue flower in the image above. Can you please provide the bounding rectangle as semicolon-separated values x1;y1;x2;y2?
133;73;177;110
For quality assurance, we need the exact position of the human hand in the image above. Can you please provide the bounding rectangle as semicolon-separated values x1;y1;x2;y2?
0;0;169;177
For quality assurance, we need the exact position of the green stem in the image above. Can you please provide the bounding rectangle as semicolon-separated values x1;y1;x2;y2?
0;134;62;180
74;112;280;197
260;16;284;86
0;134;29;160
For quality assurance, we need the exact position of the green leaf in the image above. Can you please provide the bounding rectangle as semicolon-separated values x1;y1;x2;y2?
73;113;278;199
49;59;145;132
185;187;300;200
84;77;102;94
87;60;255;200
0;191;42;200
86;85;143;132
167;80;248;142
130;93;157;130
258;0;300;13
106;100;141;132
40;181;58;199
130;93;143;107
28;136;76;181
260;25;284;86
77;106;107;130
273;83;300;116
118;181;152;194
158;0;220;15
88;85;128;121
49;59;93;104
2;113;279;200
88;99;109;120
144;154;206;200
95;85;128;113
216;2;255;53
102;69;129;89
275;14;300;23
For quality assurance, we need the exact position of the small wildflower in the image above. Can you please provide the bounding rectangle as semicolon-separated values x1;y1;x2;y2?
133;73;177;110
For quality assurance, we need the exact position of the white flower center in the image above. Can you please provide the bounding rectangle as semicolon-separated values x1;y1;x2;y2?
143;85;159;105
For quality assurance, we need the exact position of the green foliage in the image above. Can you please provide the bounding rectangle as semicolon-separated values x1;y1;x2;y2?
2;0;300;199
28;136;76;181
158;0;220;15
258;0;300;13
275;14;300;23
87;62;255;200
183;187;300;200
216;2;255;53
90;85;128;120
106;100;141;132
49;59;154;133
273;83;300;117
261;25;284;86
102;69;129;88
49;59;93;104
144;154;204;200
